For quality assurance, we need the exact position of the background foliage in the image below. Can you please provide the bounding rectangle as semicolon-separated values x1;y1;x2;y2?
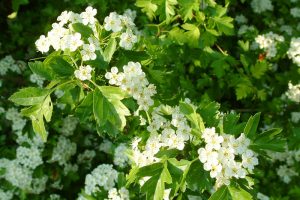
1;0;300;199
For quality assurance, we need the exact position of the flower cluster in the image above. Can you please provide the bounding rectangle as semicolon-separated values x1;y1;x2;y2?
5;107;26;132
30;73;45;87
291;112;300;123
237;25;256;36
198;128;258;188
0;136;46;195
235;15;248;24
16;146;43;169
287;37;300;67
83;164;118;195
254;32;284;58
49;135;77;166
99;139;114;154
0;55;24;76
105;62;156;111
0;189;13;200
60;116;79;136
114;143;130;168
268;148;300;183
35;7;97;53
106;187;130;200
251;0;273;14
35;7;138;54
257;192;270;200
286;82;300;103
131;105;191;167
277;165;298;183
104;10;138;50
291;7;300;18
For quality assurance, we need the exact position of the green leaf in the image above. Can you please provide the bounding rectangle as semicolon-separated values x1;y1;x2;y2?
182;23;200;47
238;40;249;52
140;162;171;200
28;61;53;80
212;16;234;35
31;113;48;142
20;95;53;141
211;58;230;78
135;0;158;20
137;163;164;178
178;0;199;22
98;86;130;100
250;128;285;152
223;113;246;136
164;0;178;22
208;185;231;200
155;148;180;158
42;96;53;122
43;55;74;78
93;87;130;131
228;185;253;200
199;101;220;127
9;87;49;106
235;78;254;100
244;113;260;139
169;27;187;45
72;23;93;38
250;61;268;79
75;92;94;122
103;38;117;63
186;160;212;192
180;102;205;135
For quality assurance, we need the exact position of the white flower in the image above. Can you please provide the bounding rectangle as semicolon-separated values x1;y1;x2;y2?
49;136;77;166
81;44;96;61
123;9;137;21
114;143;130;168
104;12;122;32
255;32;284;58
198;147;218;164
251;0;273;14
69;33;83;51
16;146;43;169
118;187;130;200
291;7;300;18
57;11;71;25
235;15;248;24
205;134;224;151
257;192;269;200
88;36;101;50
286;82;300;102
84;164;118;195
241;150;259;171
210;163;222;178
35;35;51;53
202;127;216;142
145;134;162;155
287;38;300;67
105;67;119;85
80;6;97;25
277;165;298;183
218;146;235;163
119;31;138;50
74;65;93;81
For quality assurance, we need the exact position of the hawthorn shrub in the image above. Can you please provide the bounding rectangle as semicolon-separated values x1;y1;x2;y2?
1;0;300;200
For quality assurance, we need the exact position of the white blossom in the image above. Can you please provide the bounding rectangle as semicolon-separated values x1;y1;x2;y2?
74;65;93;81
104;12;122;32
